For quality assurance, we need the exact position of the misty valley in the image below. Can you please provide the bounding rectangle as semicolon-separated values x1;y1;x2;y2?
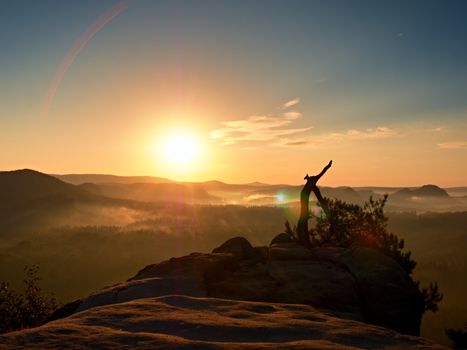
0;169;466;346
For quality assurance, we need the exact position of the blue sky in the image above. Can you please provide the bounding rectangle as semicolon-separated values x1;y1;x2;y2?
0;0;466;185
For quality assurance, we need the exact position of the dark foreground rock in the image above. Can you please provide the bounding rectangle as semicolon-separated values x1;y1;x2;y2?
208;239;424;336
43;236;428;347
0;295;447;350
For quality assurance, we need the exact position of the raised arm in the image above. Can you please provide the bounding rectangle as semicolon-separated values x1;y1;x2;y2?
304;160;332;183
316;160;332;180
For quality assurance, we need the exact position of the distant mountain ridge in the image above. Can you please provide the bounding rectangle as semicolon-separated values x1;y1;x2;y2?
54;174;173;185
0;170;103;234
0;169;92;208
1;169;465;212
392;185;450;198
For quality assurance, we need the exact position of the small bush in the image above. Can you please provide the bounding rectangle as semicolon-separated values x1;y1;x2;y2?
421;282;443;313
311;195;416;274
0;265;57;333
284;220;298;241
446;324;467;349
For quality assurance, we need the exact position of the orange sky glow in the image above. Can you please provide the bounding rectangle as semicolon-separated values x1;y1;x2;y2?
1;1;466;187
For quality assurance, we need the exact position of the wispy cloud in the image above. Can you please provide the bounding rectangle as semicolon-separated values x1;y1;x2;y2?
275;127;397;147
343;127;397;139
437;141;467;149
427;127;444;132
210;98;310;146
210;114;311;145
210;98;398;148
282;97;300;109
283;111;302;120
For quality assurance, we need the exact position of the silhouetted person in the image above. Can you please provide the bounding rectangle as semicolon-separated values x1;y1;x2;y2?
297;160;332;247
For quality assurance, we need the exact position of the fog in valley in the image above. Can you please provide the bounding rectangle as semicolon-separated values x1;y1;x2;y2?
0;170;466;345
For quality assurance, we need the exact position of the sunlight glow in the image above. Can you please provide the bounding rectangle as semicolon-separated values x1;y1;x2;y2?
163;133;199;164
148;123;211;181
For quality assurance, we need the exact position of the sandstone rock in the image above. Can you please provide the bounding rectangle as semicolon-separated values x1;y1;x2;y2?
270;232;294;245
45;237;427;337
49;299;82;321
0;295;448;350
253;246;269;261
339;246;425;335
268;260;359;313
129;252;237;282
208;262;277;301
208;258;360;315
209;239;426;336
307;245;425;335
72;253;237;314
211;236;257;260
77;276;207;313
269;242;314;260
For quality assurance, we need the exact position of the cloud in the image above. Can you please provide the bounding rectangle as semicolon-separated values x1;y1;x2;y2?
283;111;302;120
282;97;300;109
209;114;311;145
427;127;444;132
276;127;397;147
437;141;467;149
283;140;310;146
210;99;310;145
210;98;397;148
344;127;397;139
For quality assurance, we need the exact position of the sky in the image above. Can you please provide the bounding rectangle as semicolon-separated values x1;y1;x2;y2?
1;0;466;186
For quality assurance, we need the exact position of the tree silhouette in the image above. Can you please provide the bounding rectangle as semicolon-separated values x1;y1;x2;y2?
446;324;467;349
297;160;332;247
0;265;57;333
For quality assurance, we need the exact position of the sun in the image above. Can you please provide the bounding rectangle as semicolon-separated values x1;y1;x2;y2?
163;133;199;164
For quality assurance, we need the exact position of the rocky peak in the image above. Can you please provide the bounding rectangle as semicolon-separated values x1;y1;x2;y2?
3;235;447;349
51;236;424;336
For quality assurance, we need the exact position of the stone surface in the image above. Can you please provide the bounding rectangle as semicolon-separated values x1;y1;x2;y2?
303;245;425;335
270;232;294;245
269;242;314;260
0;295;448;350
339;246;425;335
72;253;237;313
129;252;237;282
211;236;257;260
208;258;360;315
44;237;428;340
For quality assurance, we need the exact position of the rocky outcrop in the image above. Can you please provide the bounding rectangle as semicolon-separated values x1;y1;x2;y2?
0;295;447;349
70;252;237;313
270;232;294;245
212;236;257;260
51;236;426;337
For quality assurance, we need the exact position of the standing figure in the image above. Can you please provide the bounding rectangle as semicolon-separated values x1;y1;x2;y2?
297;160;332;247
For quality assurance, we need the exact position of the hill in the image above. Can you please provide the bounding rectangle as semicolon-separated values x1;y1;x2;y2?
51;172;467;210
387;185;460;211
0;170;118;235
53;173;173;185
0;169;92;208
392;185;450;199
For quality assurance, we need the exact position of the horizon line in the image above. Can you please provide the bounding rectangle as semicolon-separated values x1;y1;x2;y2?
1;168;466;189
